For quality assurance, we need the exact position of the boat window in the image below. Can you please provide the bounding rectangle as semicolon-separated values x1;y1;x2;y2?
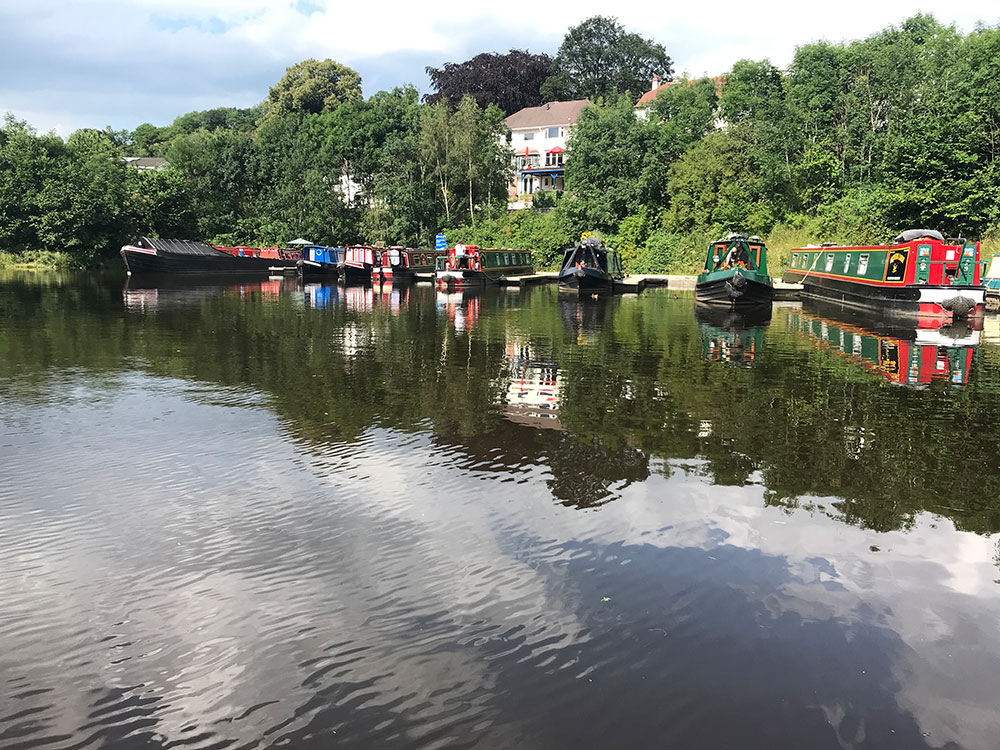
844;253;851;272
858;254;869;274
792;253;798;267
825;253;834;272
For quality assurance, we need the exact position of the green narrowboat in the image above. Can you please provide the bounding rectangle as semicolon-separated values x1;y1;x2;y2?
782;230;985;320
435;244;534;288
696;234;774;307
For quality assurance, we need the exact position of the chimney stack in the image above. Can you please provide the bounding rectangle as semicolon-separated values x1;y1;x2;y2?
651;74;660;92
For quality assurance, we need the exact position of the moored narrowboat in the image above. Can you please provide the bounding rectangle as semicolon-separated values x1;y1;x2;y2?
373;247;448;284
298;245;344;279
696;234;774;307
782;230;985;320
121;237;298;275
339;245;378;284
982;253;1000;311
557;235;623;293
435;244;533;288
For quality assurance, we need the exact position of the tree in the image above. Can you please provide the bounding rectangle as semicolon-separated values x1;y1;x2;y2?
562;96;666;232
542;16;673;103
424;50;552;114
649;77;720;161
262;58;362;122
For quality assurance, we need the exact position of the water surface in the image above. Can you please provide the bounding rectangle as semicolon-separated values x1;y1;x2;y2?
2;272;999;749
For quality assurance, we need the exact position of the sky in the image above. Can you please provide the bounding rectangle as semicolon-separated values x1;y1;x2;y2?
2;0;998;136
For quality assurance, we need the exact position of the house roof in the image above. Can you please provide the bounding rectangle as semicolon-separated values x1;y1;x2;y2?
504;100;590;130
123;156;168;169
635;76;726;107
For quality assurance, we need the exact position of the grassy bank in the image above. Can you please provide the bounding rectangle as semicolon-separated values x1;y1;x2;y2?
0;250;79;271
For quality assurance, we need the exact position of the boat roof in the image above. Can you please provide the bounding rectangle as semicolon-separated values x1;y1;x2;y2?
136;237;222;256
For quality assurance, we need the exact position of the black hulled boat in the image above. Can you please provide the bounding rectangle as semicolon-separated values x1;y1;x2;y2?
121;237;298;275
695;233;774;307
557;236;624;293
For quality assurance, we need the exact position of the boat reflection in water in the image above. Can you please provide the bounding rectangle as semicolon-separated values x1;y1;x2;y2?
504;343;561;430
559;294;611;343
303;282;339;309
123;275;302;312
375;281;410;314
342;283;376;313
695;302;772;366
789;299;979;387
436;288;481;332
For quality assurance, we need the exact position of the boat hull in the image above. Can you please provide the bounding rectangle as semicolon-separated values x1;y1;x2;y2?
121;245;297;276
695;273;774;307
781;270;985;320
298;259;339;279
558;267;615;294
339;263;373;284
374;266;415;284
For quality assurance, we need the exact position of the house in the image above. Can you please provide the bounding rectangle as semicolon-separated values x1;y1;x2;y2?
503;99;589;207
635;74;726;119
122;156;168;170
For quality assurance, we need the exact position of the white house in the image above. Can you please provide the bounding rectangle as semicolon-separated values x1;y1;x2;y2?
503;99;589;207
634;74;726;120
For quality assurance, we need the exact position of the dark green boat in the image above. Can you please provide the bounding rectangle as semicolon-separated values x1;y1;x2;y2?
696;233;774;307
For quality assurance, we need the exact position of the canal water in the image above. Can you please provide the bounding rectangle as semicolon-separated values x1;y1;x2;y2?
2;271;999;749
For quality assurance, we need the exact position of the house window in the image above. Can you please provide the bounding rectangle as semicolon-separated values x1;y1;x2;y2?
844;253;851;272
858;254;869;274
825;253;834;272
523;132;534;141
547;127;559;138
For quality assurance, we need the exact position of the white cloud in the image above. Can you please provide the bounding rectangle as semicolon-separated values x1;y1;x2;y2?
2;1;999;132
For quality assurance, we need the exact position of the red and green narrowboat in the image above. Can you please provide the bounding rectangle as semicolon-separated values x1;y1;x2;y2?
782;230;985;320
696;234;774;307
373;247;448;284
435;244;534;288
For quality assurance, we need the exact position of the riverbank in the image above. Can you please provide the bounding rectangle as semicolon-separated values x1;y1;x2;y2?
0;250;79;271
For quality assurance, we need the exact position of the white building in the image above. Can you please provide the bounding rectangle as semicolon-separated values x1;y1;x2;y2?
503;99;589;208
634;74;726;120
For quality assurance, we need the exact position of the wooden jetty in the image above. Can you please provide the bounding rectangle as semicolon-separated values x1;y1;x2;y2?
412;271;804;299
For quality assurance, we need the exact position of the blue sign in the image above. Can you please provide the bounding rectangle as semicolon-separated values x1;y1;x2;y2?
435;233;446;250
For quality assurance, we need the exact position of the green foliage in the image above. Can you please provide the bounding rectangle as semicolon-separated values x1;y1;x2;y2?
543;16;673;102
262;58;362;122
0;249;77;270
5;17;1000;269
563;96;668;233
444;210;574;269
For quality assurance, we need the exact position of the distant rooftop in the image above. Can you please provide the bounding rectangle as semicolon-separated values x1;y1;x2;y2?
123;156;168;170
504;100;590;130
635;75;726;107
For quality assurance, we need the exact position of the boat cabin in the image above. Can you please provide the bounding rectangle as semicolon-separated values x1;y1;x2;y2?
789;237;981;287
435;244;533;273
560;238;623;277
704;235;769;276
301;245;344;266
343;246;377;267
